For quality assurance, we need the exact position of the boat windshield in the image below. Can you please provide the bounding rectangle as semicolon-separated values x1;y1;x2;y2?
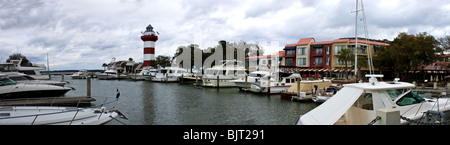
387;89;406;101
395;91;425;106
0;78;17;86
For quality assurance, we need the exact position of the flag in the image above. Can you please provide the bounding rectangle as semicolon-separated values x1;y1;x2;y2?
116;88;120;99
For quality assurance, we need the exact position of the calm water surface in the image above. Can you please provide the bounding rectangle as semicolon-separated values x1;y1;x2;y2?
59;75;318;125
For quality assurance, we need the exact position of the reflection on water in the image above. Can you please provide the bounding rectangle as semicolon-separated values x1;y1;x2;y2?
61;76;318;125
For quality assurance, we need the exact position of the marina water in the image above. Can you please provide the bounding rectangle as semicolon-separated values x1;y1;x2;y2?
60;75;318;125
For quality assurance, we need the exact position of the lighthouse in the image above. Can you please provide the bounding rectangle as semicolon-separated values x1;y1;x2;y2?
141;24;158;67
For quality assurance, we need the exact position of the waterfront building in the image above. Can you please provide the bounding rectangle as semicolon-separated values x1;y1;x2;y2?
331;38;389;78
141;24;158;67
282;38;315;73
280;37;389;79
310;41;333;78
245;51;284;72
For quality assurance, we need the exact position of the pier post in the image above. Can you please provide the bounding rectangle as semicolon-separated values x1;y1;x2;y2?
267;76;271;96
297;77;301;96
62;74;64;82
87;77;91;97
374;108;400;125
181;74;184;82
195;76;198;86
433;82;437;90
165;73;168;82
245;74;248;89
217;75;220;89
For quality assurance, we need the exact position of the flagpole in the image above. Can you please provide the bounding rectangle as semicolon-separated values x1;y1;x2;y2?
113;88;120;109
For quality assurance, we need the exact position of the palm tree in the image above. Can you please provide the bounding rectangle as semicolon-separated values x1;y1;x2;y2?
102;63;108;71
354;57;368;80
337;48;354;79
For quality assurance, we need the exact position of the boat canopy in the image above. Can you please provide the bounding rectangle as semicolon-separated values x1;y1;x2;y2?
286;80;332;94
299;87;364;125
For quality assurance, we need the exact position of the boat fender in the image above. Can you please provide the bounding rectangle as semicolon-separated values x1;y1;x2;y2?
94;107;106;113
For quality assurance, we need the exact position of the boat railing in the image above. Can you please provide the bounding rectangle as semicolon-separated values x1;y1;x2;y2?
0;107;83;125
0;96;123;125
0;96;95;107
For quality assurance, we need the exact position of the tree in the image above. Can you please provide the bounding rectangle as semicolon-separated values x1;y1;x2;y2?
373;32;440;79
353;57;368;80
438;34;450;53
102;63;108;71
153;55;171;68
373;46;393;77
337;48;354;79
6;53;32;66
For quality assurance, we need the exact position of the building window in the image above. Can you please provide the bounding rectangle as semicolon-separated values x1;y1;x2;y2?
315;48;322;54
325;57;330;66
334;45;346;54
298;47;306;55
286;50;295;56
314;57;322;66
374;45;381;53
325;46;331;55
297;58;306;66
286;59;293;66
335;58;353;65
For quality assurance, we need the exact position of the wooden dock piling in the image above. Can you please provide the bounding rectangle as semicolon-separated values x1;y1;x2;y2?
216;76;220;89
267;76;271;96
87;77;91;97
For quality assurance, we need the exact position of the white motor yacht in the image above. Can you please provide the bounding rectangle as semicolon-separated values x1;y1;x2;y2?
97;58;128;80
0;106;119;125
297;76;450;125
0;74;71;99
151;67;191;82
244;73;300;94
97;70;128;80
71;69;88;79
0;61;49;80
202;60;247;88
231;71;271;89
2;72;67;86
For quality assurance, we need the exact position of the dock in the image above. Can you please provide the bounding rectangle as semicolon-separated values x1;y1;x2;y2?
412;87;449;97
0;96;96;107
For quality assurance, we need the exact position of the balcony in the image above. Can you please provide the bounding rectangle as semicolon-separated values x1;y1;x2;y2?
311;52;323;56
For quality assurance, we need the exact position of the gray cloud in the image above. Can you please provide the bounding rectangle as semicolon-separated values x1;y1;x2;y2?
0;0;449;70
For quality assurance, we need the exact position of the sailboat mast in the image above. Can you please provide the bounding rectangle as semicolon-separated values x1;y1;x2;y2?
47;52;50;78
354;0;358;75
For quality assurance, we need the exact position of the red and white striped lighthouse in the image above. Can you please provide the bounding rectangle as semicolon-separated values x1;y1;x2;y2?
140;24;158;67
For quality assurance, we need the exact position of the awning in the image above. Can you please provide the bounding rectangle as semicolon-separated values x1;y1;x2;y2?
313;45;323;48
283;46;296;50
298;87;364;125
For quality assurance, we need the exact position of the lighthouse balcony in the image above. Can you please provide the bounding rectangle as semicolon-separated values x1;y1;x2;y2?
141;35;158;41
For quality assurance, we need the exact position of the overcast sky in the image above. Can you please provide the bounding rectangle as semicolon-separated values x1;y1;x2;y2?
1;0;449;70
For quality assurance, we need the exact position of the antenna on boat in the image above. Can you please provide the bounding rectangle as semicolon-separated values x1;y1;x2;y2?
365;74;383;85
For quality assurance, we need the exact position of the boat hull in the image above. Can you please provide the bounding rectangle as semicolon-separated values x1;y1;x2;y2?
97;74;128;80
244;83;291;94
0;84;71;99
0;106;118;125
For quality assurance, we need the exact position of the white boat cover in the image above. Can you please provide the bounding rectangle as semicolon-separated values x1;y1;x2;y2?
298;87;364;125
